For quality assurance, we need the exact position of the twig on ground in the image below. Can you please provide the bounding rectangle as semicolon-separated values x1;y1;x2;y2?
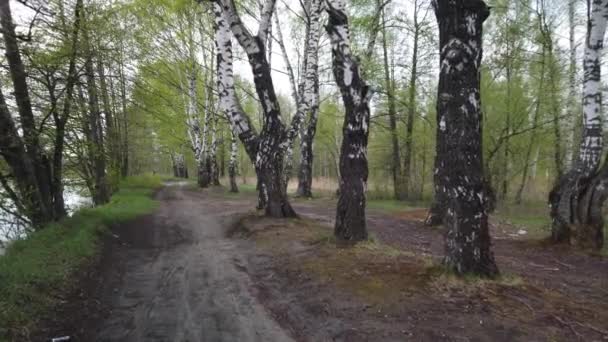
551;315;584;340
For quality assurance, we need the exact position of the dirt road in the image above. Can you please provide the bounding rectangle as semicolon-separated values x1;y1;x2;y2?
38;183;608;341
83;183;292;341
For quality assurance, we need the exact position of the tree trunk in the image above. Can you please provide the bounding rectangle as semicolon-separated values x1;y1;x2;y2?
118;41;130;178
97;57;118;191
50;0;83;218
501;48;512;201
229;129;239;192
198;157;211;186
296;123;316;197
84;28;110;205
568;0;580;166
433;0;498;277
215;0;297;218
403;4;420;200
172;155;179;177
515;35;546;205
326;0;371;241
380;6;403;200
548;0;608;250
210;112;221;186
548;48;564;181
283;143;294;193
295;0;323;198
174;153;187;178
0;89;51;227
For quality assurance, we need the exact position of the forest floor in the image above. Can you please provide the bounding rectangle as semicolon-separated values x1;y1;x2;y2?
38;182;608;341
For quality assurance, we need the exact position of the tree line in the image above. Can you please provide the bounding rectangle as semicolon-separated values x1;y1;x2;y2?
0;0;605;278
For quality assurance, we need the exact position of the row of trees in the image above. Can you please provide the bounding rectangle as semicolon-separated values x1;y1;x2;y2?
1;0;606;278
205;0;498;275
0;0;133;231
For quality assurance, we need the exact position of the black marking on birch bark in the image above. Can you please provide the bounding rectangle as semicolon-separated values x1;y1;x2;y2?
433;0;498;277
213;0;296;217
326;0;370;241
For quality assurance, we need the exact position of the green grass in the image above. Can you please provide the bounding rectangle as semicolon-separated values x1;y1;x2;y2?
0;174;161;340
493;202;551;237
220;183;257;198
367;199;426;212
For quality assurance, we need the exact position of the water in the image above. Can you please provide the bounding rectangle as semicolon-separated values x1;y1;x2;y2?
0;187;92;255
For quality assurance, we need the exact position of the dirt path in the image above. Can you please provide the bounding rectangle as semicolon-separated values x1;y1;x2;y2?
66;183;293;342
38;184;608;341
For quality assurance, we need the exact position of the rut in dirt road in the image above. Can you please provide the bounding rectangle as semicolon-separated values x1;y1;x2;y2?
94;183;293;342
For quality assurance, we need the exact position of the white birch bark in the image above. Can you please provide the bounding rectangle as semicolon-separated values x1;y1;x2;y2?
549;0;608;249
229;128;239;192
286;0;323;142
326;0;372;241
213;2;259;160
577;0;608;173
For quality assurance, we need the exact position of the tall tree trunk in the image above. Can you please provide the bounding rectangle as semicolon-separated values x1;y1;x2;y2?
403;3;420;200
273;12;297;195
50;0;83;218
433;0;498;277
97;56;119;192
380;6;403;200
185;70;209;188
501;39;512;201
543;16;564;181
84;64;110;204
515;41;546;205
549;0;608;250
210;112;221;186
326;0;371;241
567;0;579;167
83;17;110;205
118;40;130;178
295;0;323;198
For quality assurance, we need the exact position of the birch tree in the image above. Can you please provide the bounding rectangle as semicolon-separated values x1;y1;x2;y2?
294;0;324;198
433;0;498;276
213;0;302;217
549;0;608;250
326;0;372;241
